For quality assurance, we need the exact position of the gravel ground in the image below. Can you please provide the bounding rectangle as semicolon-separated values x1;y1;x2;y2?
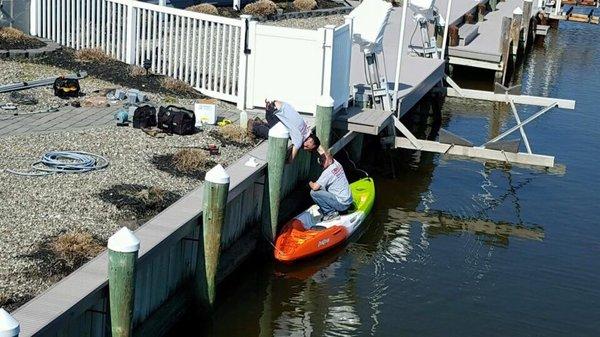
0;51;236;115
0;124;256;311
265;14;345;29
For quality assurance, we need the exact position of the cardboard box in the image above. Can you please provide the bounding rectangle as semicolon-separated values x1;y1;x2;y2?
194;99;217;125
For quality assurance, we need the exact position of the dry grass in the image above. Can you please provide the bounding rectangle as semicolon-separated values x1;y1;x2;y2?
74;48;112;63
293;0;317;11
49;232;104;270
129;65;147;77
172;149;210;173
216;124;254;146
243;0;278;16
0;293;9;306
134;186;167;205
0;27;25;40
160;77;195;93
186;4;219;15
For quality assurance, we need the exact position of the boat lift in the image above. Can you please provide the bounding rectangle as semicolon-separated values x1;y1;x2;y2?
347;0;576;169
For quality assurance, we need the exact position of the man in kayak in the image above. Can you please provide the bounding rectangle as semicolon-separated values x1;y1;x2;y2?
248;100;331;164
309;154;353;221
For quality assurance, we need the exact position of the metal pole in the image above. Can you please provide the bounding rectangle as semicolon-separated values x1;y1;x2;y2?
441;0;453;60
484;103;557;145
392;0;410;112
509;99;532;153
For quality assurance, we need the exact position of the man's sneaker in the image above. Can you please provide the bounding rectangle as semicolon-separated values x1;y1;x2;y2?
322;212;339;221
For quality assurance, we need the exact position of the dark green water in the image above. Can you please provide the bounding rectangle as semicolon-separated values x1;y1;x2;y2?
169;22;600;336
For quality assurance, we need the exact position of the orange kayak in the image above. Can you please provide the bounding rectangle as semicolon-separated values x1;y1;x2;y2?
274;178;375;263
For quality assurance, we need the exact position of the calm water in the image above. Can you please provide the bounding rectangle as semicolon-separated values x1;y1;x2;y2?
169;22;600;336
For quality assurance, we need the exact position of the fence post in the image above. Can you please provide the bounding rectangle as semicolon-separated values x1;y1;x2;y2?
319;25;335;110
108;227;140;337
265;122;289;242
29;0;39;36
0;309;19;337
237;15;252;110
343;16;354;109
316;95;334;150
125;4;137;65
198;164;230;307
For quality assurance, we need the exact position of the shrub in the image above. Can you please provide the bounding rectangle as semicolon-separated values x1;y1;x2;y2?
215;124;254;146
0;27;25;40
49;232;104;270
293;0;317;11
160;77;194;93
129;65;147;77
74;48;112;63
172;149;210;173
243;0;278;17
186;3;219;15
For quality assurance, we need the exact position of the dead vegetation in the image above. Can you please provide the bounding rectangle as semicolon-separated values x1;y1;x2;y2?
74;47;112;63
173;148;211;173
97;184;182;219
0;27;46;49
186;3;220;15
49;232;104;270
243;0;278;16
293;0;317;11
129;65;147;77
160;77;197;95
0;293;9;307
210;124;254;147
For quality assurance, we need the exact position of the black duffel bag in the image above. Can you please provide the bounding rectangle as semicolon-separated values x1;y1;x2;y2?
157;105;196;135
53;77;80;99
133;105;157;129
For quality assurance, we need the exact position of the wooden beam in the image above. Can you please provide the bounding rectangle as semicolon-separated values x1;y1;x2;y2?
329;131;357;155
395;137;555;167
448;56;502;70
442;87;576;109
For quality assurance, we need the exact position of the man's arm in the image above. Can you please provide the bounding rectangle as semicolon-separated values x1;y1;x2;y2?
288;146;299;163
309;181;321;191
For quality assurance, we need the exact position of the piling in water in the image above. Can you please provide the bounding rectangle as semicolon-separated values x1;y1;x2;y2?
511;7;524;57
449;25;459;47
198;164;230;306
107;228;140;337
316;95;334;150
477;4;486;22
265;122;289;242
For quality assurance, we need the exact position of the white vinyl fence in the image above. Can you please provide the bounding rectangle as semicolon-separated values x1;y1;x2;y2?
29;0;352;112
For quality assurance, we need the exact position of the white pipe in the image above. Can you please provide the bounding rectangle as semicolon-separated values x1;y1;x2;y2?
392;0;410;112
440;0;453;60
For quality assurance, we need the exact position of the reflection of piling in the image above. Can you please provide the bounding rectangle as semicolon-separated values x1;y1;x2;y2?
266;123;289;241
107;228;140;337
198;164;230;307
316;95;334;150
0;309;19;337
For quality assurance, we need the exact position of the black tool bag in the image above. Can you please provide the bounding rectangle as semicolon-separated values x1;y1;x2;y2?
157;105;196;135
133;105;157;129
52;77;80;99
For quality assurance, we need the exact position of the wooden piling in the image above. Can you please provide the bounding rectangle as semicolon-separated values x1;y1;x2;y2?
0;309;19;337
490;0;498;11
464;12;475;24
449;25;459;47
498;16;513;86
522;0;533;48
199;164;230;306
107;228;140;337
266;122;289;242
511;7;524;58
348;134;364;163
316;95;334;150
478;3;487;22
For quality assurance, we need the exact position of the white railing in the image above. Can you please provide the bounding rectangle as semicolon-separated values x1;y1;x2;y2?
29;0;352;112
30;0;248;106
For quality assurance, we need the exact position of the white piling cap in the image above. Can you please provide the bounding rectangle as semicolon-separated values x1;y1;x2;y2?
268;122;290;139
108;227;140;253
0;309;19;337
205;164;230;185
513;7;523;15
317;95;335;108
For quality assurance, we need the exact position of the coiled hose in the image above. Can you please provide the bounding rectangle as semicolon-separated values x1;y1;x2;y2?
5;151;109;176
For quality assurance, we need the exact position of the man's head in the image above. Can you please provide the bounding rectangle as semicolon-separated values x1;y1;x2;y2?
317;153;329;169
303;132;321;151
